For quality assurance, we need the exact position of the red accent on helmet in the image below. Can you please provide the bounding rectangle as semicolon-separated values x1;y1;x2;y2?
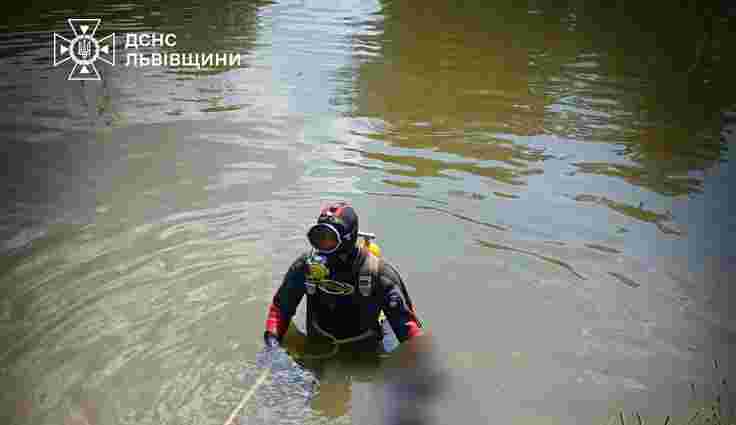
314;202;359;254
320;202;347;218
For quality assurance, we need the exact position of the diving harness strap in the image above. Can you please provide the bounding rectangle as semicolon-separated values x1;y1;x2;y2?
302;249;382;360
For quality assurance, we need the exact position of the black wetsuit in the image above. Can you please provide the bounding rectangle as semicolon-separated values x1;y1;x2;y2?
265;247;423;347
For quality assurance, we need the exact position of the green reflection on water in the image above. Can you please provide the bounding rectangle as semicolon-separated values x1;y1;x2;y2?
347;0;733;193
358;149;540;185
572;162;705;197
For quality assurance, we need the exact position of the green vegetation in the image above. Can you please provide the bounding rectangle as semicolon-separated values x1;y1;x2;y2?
605;361;733;425
607;400;734;425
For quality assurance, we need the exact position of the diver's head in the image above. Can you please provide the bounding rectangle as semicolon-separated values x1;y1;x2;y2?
306;202;359;261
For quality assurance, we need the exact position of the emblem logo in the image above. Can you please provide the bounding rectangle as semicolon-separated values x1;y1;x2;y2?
53;18;116;81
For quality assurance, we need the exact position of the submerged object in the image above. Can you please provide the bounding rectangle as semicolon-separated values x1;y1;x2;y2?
380;334;446;425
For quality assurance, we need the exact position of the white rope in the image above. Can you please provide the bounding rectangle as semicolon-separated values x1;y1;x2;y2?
223;325;376;423
221;332;341;425
223;368;270;425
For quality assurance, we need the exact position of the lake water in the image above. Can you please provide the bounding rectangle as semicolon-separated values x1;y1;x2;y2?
1;1;734;424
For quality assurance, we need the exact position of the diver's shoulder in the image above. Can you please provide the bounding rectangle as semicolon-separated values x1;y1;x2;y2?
295;251;311;261
376;257;403;284
287;252;310;271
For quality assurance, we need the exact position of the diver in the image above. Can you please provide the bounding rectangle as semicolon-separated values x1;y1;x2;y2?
256;201;443;423
261;201;423;357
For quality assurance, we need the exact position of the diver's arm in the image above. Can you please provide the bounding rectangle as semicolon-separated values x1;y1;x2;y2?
264;255;307;343
378;263;423;343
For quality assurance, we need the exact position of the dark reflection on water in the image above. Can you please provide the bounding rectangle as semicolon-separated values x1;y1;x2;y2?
0;0;275;134
2;0;270;45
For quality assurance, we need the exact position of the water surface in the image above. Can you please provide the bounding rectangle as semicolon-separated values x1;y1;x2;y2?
0;1;734;424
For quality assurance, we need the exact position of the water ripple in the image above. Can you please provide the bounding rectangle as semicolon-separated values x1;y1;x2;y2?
476;239;587;280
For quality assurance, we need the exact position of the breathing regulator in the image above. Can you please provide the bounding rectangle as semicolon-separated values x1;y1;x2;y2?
305;232;381;295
